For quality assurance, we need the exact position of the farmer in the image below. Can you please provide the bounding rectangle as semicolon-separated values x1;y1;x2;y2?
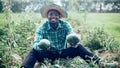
21;3;100;68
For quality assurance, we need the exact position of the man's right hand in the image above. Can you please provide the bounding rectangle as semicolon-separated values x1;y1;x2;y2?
33;44;40;51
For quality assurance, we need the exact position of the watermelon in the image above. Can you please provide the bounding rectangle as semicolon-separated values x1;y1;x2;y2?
38;39;50;50
66;33;80;45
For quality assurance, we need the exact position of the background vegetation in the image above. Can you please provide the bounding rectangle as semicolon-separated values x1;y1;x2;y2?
0;0;120;68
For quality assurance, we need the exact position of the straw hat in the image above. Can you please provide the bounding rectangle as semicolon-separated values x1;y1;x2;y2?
40;3;67;18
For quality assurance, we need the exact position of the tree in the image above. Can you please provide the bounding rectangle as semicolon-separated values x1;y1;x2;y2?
0;0;3;12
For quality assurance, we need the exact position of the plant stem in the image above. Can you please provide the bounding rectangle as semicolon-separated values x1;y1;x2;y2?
5;0;13;67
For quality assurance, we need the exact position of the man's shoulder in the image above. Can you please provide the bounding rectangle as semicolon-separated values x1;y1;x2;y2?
38;21;48;30
59;20;67;24
59;20;70;26
59;20;71;28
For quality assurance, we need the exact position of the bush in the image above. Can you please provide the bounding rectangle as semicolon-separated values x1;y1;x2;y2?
0;18;37;67
13;20;36;58
84;27;120;52
114;53;120;63
36;57;99;68
0;22;10;68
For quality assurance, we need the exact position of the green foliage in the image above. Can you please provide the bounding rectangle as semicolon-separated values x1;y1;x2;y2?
114;53;120;63
0;9;120;67
85;13;120;41
0;20;37;67
0;14;9;68
0;10;9;68
84;27;107;51
0;13;37;67
36;57;99;68
84;27;120;52
13;20;36;58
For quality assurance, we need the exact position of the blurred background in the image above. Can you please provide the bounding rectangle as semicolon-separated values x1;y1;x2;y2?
0;0;120;13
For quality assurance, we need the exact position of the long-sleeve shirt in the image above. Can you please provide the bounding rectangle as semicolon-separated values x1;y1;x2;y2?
33;20;73;51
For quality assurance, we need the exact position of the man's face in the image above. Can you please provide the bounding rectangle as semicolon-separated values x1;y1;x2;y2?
47;10;60;23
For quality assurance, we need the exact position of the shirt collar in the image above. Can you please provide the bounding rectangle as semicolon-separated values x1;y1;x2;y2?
47;20;62;30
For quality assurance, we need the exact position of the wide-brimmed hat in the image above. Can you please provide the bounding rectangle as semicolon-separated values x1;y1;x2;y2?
40;3;67;18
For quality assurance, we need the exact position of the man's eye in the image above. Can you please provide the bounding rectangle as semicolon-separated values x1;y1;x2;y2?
49;13;53;16
49;13;59;16
55;14;59;16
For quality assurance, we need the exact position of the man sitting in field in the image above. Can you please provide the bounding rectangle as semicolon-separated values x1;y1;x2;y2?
21;3;118;68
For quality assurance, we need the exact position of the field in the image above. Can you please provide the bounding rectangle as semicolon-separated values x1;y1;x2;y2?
0;12;120;68
1;13;120;39
64;12;120;41
86;13;120;40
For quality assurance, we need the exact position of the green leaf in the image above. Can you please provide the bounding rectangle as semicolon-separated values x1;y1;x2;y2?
11;53;22;62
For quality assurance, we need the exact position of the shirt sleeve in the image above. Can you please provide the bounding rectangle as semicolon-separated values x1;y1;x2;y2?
65;22;73;35
63;22;73;49
33;26;43;51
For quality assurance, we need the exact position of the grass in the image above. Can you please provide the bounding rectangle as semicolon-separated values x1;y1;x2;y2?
85;13;120;41
0;12;120;67
0;12;120;40
0;13;120;40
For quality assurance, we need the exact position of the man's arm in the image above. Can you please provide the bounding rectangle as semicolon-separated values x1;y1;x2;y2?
65;22;73;35
33;27;43;51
